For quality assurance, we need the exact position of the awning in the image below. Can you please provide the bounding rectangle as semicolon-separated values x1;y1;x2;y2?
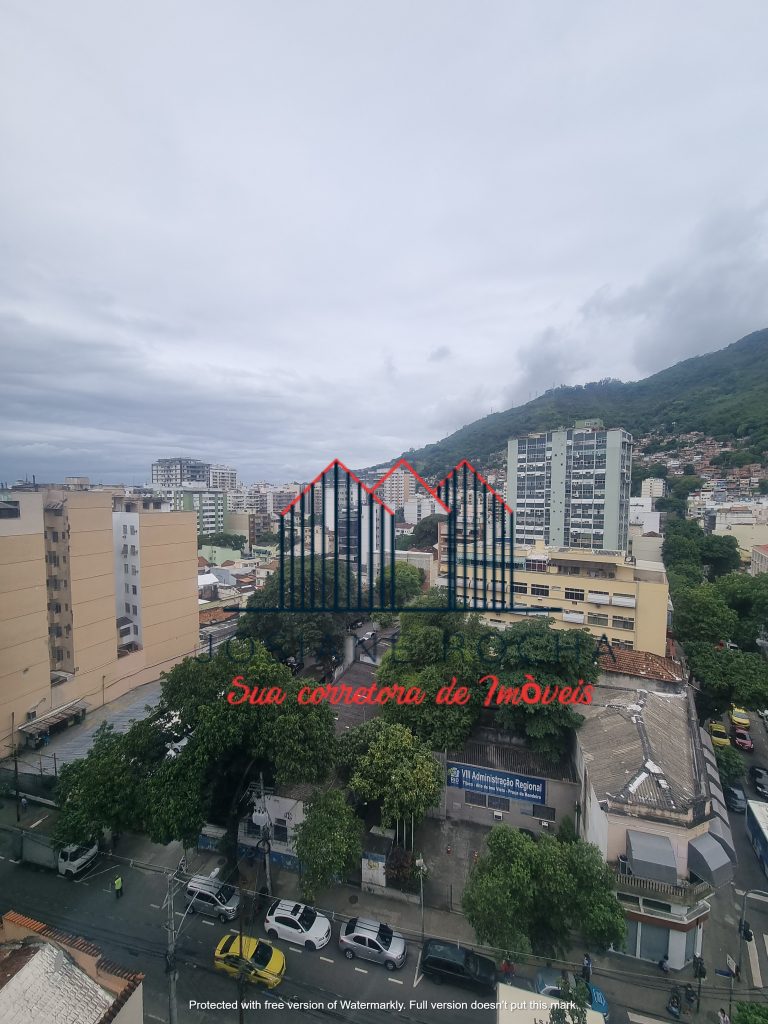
711;794;729;823
707;816;737;864
688;832;733;887
627;830;677;884
16;698;88;735
699;727;715;752
709;779;725;806
705;762;720;787
701;745;717;769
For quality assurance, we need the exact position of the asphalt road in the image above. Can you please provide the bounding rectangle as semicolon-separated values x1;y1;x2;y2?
0;836;496;1024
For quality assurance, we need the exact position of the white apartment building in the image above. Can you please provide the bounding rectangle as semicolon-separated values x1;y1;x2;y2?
208;464;238;491
508;420;633;551
372;468;415;511
151;458;210;487
641;477;666;500
403;497;439;524
751;544;768;576
158;485;226;535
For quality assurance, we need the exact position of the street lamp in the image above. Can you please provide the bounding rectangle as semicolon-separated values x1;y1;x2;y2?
415;855;426;945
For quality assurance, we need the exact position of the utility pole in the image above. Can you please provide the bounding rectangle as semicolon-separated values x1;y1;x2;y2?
238;894;245;1024
259;772;272;897
11;712;20;824
166;873;179;1024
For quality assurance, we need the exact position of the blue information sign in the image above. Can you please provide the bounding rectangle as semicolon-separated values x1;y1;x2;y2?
447;761;546;805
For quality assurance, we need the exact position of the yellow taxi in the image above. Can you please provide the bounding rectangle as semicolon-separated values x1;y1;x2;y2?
729;705;751;729
708;721;730;748
214;934;285;989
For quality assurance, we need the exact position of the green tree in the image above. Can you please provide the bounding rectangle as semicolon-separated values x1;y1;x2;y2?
348;723;443;830
198;532;247;550
375;562;425;605
715;745;745;787
648;463;668;478
700;534;741;579
462;827;625;957
549;975;588;1024
734;1003;768;1024
683;463;696;476
293;790;363;902
686;643;768;719
672;585;738;645
714;573;768;651
758;480;768;495
662;534;701;569
409;514;447;549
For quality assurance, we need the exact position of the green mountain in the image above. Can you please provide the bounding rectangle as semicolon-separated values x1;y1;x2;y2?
397;328;768;479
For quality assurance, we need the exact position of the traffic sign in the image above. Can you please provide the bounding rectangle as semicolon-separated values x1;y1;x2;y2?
727;954;737;975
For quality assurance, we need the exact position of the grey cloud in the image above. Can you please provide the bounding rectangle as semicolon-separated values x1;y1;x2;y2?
428;345;452;362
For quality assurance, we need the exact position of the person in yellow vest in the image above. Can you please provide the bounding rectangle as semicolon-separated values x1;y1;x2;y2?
114;874;123;899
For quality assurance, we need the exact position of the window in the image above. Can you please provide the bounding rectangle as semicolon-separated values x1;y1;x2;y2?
124;565;129;574
133;625;139;635
531;585;550;597
532;805;556;821
487;795;509;812
525;559;548;573
273;819;289;843
125;603;130;613
132;585;137;595
612;615;635;631
616;892;640;905
52;530;59;542
131;604;137;615
130;525;137;534
643;898;672;913
122;525;128;535
513;582;528;594
465;791;487;807
125;583;130;593
564;588;584;601
588;612;608;626
613;639;634;650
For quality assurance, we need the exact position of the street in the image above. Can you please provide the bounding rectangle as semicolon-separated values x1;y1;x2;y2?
0;831;494;1024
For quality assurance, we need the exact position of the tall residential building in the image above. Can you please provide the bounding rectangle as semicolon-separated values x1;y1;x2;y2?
0;488;198;759
373;468;415;511
158;485;226;535
507;420;632;551
403;497;440;525
208;465;238;491
151;458;210;487
641;477;666;500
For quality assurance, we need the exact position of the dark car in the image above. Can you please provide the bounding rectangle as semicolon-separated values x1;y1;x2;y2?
725;783;748;813
749;766;768;798
731;728;754;752
421;939;497;992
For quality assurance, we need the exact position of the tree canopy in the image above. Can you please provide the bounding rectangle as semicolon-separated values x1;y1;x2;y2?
462;826;625;957
293;789;363;902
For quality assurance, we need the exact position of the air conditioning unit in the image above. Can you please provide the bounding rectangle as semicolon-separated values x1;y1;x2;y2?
540;821;551;830
26;710;37;722
493;811;503;821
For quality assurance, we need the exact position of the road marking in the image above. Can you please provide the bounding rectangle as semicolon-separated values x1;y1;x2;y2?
202;920;214;927
287;947;303;954
749;894;768;904
28;816;47;829
413;950;423;988
9;859;20;865
150;904;161;909
749;937;763;988
354;967;368;974
175;912;185;918
0;855;5;860
627;1014;670;1024
320;956;334;963
388;977;404;984
229;929;239;934
736;889;746;896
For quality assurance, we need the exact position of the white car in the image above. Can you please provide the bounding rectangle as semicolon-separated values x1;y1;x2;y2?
264;899;331;950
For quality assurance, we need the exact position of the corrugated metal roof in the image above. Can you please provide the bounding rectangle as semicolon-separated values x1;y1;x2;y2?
0;941;113;1024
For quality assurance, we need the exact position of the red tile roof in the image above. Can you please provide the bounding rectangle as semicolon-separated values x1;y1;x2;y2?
197;556;210;567
598;648;685;683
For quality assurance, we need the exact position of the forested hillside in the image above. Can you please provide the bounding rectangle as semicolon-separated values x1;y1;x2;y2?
390;329;768;479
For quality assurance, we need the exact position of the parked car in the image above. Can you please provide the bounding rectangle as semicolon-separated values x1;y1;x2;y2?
708;721;730;748
338;918;407;971
724;783;748;813
420;939;497;992
749;766;768;798
534;969;610;1022
264;900;331;950
185;876;240;922
358;631;377;644
214;934;285;989
731;728;754;752
729;705;751;729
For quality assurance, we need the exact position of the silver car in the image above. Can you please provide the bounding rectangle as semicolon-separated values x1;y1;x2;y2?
338;917;407;971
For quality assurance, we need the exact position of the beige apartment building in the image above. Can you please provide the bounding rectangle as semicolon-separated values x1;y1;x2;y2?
438;524;669;656
0;488;198;760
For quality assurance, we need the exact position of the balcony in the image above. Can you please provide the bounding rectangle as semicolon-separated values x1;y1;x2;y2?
587;592;610;604
562;611;585;624
614;870;712;906
612;595;637;608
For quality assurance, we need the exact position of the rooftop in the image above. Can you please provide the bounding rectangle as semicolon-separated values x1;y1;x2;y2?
598;648;685;684
449;736;577;784
579;688;699;815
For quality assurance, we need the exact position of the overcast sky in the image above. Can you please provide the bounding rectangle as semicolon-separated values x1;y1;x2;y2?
2;2;768;485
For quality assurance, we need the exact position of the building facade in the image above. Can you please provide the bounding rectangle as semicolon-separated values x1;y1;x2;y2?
151;458;210;487
158;485;226;535
0;487;198;759
437;529;669;656
208;464;238;491
641;477;666;500
507;421;632;551
751;544;768;576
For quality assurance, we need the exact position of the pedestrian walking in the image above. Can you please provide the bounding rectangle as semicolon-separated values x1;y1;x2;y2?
20;797;28;814
500;959;515;979
582;953;593;983
718;1009;730;1024
114;874;123;900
